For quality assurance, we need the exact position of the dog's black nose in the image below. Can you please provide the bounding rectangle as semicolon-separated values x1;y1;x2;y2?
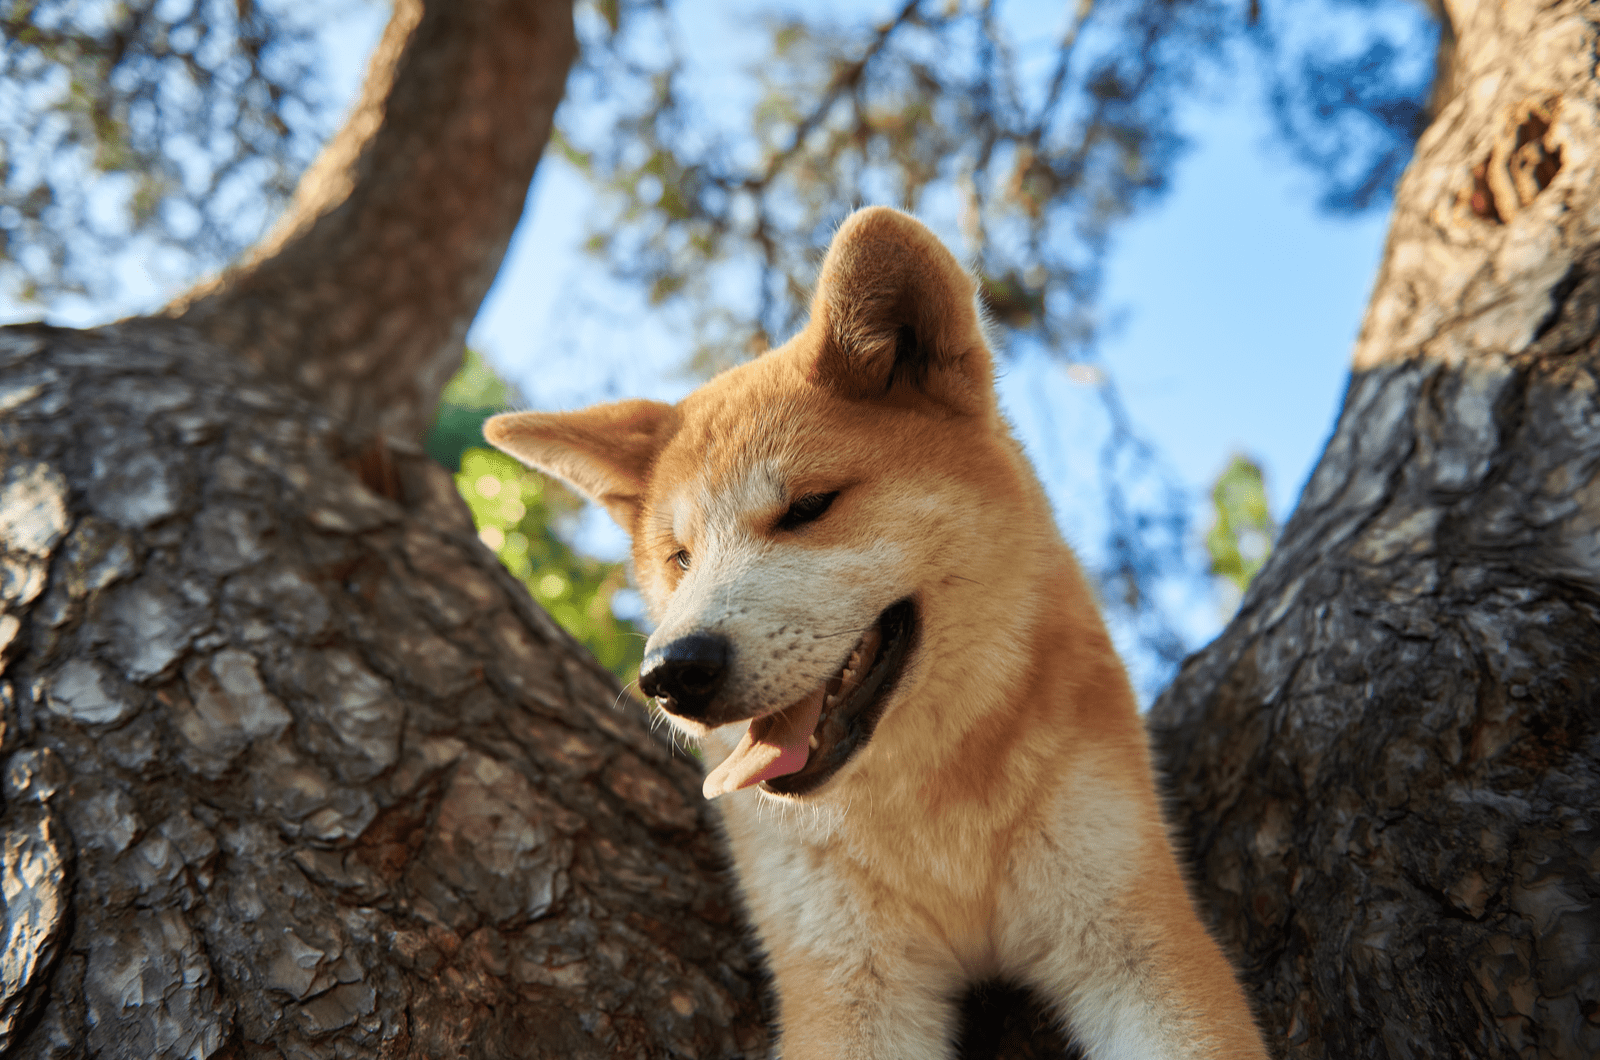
639;633;731;720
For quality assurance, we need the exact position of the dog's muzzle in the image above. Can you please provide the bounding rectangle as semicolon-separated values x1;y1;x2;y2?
638;631;733;722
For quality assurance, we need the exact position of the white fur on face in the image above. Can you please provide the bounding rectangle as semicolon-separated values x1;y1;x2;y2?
643;463;908;737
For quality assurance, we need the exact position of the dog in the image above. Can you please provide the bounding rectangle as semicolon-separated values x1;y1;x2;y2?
486;207;1268;1059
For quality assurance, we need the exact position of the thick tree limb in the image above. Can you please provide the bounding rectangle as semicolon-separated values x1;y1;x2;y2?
164;0;575;442
0;324;768;1059
1152;1;1600;1055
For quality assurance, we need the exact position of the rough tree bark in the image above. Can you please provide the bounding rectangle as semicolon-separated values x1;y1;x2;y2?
0;324;765;1059
1151;1;1600;1057
0;2;772;1058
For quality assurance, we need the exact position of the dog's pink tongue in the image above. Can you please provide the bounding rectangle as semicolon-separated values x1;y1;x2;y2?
702;688;825;800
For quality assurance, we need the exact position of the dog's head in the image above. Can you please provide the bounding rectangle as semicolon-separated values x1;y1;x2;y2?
488;207;1049;801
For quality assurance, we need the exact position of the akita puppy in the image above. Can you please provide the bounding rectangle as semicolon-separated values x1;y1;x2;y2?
486;207;1267;1059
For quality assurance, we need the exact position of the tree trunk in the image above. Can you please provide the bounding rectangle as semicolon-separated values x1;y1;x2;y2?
0;2;772;1058
1150;1;1600;1056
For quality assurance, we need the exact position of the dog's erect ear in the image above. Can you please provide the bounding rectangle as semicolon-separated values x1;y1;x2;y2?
809;207;995;414
484;400;673;530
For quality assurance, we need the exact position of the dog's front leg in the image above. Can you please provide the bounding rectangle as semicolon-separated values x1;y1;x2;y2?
764;934;965;1060
1004;876;1269;1060
1033;936;1269;1060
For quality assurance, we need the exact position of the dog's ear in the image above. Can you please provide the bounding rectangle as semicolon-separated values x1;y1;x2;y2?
809;207;995;414
484;400;673;530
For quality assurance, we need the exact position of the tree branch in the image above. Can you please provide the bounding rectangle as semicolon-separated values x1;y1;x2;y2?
164;0;576;442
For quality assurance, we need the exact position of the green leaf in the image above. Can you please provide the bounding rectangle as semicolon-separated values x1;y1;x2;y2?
1206;454;1276;597
425;354;647;690
439;348;519;409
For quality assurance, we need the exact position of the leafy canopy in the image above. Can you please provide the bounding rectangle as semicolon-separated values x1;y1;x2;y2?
0;0;323;301
3;0;1440;686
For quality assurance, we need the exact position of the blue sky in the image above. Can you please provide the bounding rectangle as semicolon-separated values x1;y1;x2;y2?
0;0;1399;682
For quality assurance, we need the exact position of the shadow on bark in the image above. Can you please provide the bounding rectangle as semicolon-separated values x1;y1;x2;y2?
1152;303;1600;1059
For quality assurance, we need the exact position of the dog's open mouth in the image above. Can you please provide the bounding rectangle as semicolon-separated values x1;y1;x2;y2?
701;598;916;800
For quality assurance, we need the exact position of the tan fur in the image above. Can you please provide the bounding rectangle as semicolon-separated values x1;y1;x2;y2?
487;207;1269;1059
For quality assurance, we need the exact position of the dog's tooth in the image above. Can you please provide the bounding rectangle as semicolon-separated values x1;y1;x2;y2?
808;735;819;750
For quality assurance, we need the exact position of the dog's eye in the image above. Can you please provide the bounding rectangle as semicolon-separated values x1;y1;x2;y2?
776;491;839;532
671;549;691;571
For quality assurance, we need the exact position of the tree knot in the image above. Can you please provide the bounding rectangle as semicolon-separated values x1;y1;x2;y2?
1463;96;1563;224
